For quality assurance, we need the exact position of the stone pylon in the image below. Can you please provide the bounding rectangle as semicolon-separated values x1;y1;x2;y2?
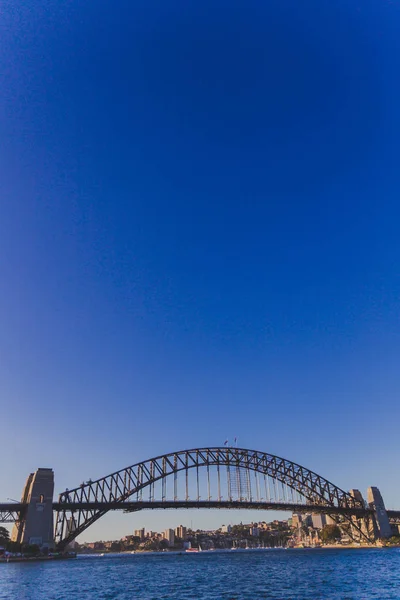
367;486;392;540
11;468;55;549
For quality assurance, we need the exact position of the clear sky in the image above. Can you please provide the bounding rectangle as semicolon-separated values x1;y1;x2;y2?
1;0;400;542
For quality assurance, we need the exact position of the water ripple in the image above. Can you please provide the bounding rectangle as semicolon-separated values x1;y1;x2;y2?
1;549;400;600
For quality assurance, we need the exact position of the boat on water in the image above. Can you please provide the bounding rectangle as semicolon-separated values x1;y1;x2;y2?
186;544;208;553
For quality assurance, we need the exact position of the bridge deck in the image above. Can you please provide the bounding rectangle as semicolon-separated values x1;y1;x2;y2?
3;501;400;522
54;500;372;515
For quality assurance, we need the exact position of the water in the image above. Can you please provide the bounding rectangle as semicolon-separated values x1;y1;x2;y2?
1;549;400;600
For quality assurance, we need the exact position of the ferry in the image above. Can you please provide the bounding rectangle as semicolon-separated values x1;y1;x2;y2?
185;544;205;553
185;548;200;553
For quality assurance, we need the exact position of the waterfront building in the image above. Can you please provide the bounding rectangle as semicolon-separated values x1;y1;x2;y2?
86;542;104;550
249;524;260;537
146;531;156;538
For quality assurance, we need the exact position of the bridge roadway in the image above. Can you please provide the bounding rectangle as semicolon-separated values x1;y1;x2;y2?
53;500;373;515
3;500;400;520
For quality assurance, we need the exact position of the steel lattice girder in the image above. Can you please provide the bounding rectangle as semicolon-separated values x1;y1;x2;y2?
0;502;25;524
0;508;22;523
54;447;365;548
0;510;19;523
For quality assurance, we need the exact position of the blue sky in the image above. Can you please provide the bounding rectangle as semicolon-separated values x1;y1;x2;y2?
1;0;400;541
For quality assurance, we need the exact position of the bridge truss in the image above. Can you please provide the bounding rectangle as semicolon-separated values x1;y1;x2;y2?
54;447;369;549
0;506;23;523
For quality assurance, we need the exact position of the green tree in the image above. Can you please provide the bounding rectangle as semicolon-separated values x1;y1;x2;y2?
387;536;400;546
22;544;41;556
0;527;10;545
320;524;341;543
301;525;310;537
142;538;159;551
6;541;21;553
230;525;247;538
110;542;122;552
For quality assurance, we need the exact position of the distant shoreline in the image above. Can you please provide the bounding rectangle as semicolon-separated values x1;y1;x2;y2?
3;546;398;565
0;554;77;564
75;545;400;557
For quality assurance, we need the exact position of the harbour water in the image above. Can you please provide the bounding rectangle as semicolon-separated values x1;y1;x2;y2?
1;548;400;599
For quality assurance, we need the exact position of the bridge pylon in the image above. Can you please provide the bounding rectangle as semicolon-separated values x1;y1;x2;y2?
11;468;55;550
367;486;392;540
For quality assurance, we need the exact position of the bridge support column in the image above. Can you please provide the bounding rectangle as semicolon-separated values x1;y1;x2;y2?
367;486;392;540
11;468;55;549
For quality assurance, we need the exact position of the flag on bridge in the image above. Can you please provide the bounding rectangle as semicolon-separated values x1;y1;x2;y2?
224;439;228;446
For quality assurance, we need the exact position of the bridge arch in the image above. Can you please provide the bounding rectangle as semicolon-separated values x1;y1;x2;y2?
55;447;363;548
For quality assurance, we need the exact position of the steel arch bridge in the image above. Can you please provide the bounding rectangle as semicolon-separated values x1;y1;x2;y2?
54;447;369;549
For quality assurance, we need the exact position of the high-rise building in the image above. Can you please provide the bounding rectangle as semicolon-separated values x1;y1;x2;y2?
175;525;187;539
146;531;156;539
164;529;175;546
134;528;145;540
311;514;326;529
291;514;302;528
